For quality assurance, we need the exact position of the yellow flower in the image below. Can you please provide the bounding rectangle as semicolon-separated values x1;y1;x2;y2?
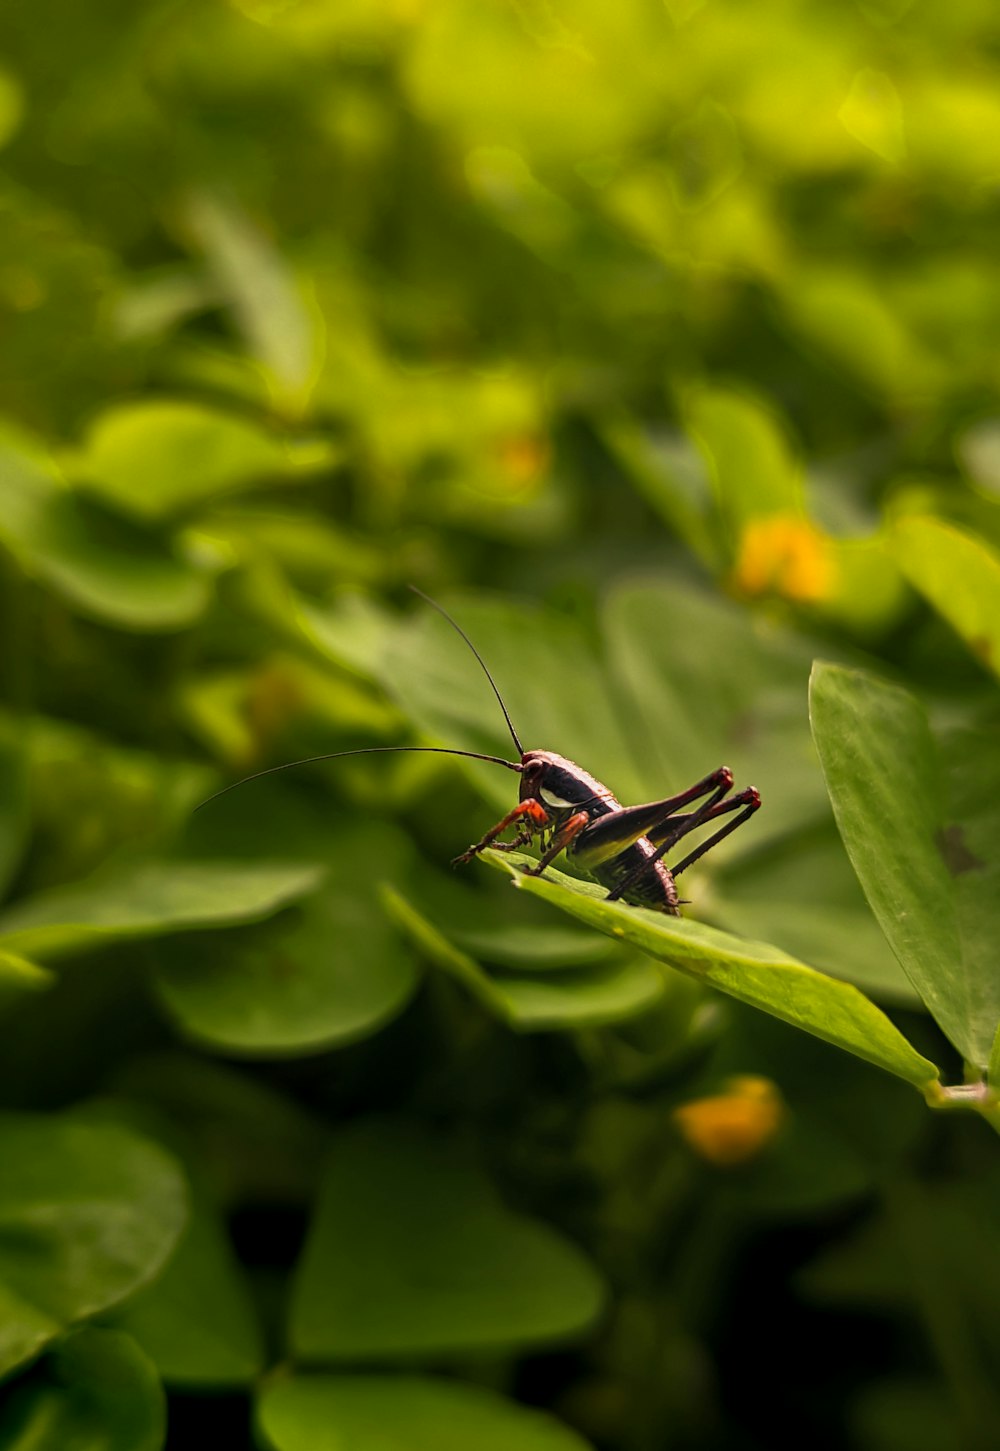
673;1075;785;1167
733;514;835;603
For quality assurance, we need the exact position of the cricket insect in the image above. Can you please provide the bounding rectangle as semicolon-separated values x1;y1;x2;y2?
200;590;760;914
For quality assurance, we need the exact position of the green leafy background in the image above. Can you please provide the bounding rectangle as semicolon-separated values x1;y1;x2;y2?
0;0;998;1447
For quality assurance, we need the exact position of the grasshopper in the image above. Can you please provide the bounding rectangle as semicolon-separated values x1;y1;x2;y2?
202;590;760;914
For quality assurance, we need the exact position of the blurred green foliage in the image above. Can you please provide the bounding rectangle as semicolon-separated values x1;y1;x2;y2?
0;0;999;1447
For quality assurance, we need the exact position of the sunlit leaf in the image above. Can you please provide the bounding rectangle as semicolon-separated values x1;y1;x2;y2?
685;385;801;535
187;192;319;410
483;851;939;1091
0;950;54;1016
0;859;324;960
0;439;215;632
709;825;919;1004
810;664;1000;1070
0;66;24;151
838;69;906;166
289;1118;606;1359
77;399;312;523
889;516;1000;682
257;1374;593;1451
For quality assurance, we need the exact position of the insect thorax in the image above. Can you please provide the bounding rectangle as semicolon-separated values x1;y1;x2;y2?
521;750;619;818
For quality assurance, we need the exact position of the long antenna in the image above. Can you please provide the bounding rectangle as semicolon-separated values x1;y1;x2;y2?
196;744;522;811
410;586;524;755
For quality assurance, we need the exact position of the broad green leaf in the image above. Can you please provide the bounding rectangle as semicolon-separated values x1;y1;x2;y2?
452;920;616;969
111;1184;264;1386
709;825;919;1004
838;69;906;165
382;885;665;1031
196;508;381;590
257;1374;593;1451
289;1118;606;1359
78;398;314;523
407;867;618;970
0;859;324;961
810;663;1000;1070
0;1328;165;1451
153;826;418;1055
889;516;1000;682
0;66;23;150
484;852;939;1091
685;384;801;534
600;416;722;569
110;1052;329;1207
604;579;829;845
0;439;215;632
380;594;647;812
187;192;319;408
779;267;942;400
0;1115;187;1378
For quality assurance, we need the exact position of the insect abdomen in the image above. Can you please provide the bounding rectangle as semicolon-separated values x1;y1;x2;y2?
585;837;680;915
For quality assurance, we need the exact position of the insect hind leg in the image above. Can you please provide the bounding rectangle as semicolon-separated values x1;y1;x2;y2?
604;771;736;903
669;787;760;877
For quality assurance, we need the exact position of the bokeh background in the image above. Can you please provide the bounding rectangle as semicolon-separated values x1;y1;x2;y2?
0;1;999;1448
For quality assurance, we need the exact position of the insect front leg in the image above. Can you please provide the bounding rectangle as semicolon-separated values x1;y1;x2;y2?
525;812;591;877
452;798;549;867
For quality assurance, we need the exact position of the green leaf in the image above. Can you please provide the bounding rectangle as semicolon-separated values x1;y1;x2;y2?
810;663;1000;1070
289;1118;606;1359
0;1115;187;1378
0;859;324;961
779;266;941;400
152;825;418;1056
111;1184;264;1387
709;825;919;1004
0;66;24;151
599;416;722;569
0;950;54;1016
685;384;802;534
604;579;829;846
0;438;215;632
0;717;29;899
484;851;939;1091
110;1051;329;1207
889;516;1000;682
407;865;618;970
380;595;648;813
78;398;309;523
0;1328;165;1451
382;884;665;1031
187;192;319;408
257;1374;593;1451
